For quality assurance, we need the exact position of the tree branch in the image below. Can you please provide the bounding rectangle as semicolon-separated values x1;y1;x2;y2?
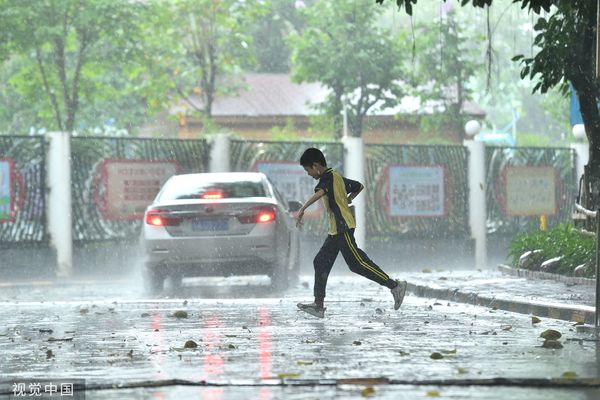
35;46;64;131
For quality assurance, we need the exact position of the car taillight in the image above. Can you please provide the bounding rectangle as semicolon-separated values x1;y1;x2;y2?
201;190;224;200
145;210;181;226
238;206;276;224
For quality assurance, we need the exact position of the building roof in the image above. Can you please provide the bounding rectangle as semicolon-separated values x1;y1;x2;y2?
174;73;486;118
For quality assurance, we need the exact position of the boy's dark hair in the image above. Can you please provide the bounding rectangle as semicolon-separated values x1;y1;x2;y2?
299;148;327;167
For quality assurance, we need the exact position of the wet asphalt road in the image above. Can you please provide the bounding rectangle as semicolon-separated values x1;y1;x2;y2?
1;274;600;400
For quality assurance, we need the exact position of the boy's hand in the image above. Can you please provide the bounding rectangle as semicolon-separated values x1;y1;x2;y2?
295;209;305;229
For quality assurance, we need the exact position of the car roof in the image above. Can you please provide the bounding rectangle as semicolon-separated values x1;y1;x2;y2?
170;172;267;182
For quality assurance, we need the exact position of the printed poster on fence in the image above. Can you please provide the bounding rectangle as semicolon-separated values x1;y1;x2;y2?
254;161;321;216
0;158;14;222
96;159;180;220
504;166;556;216
388;165;446;217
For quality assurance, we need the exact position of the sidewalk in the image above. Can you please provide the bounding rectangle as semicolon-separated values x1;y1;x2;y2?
404;267;597;324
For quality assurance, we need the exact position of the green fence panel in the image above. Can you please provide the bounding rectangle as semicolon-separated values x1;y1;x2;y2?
0;136;46;246
485;146;576;236
71;137;210;242
365;144;470;240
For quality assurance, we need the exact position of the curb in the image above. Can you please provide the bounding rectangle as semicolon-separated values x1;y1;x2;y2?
406;282;596;325
497;265;596;286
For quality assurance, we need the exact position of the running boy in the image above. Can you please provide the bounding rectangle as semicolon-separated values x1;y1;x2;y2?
295;148;407;318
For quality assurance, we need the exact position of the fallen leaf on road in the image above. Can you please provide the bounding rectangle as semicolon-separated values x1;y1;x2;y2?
457;367;467;374
172;311;188;319
440;349;457;354
228;344;236;349
426;390;440;397
277;372;301;379
140;313;150;317
532;316;541;324
79;308;89;315
296;359;314;365
361;387;375;397
353;341;362;346
399;351;410;356
540;329;561;341
47;337;73;342
430;352;443;360
562;371;577;378
184;340;198;349
46;349;54;359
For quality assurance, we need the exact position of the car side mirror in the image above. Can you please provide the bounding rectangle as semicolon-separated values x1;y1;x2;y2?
287;200;303;212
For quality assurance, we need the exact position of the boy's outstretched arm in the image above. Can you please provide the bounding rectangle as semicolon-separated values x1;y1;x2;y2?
295;189;326;228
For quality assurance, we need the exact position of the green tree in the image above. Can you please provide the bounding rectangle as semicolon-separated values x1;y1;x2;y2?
289;0;407;138
245;0;305;73
410;9;482;141
0;0;160;133
164;0;262;119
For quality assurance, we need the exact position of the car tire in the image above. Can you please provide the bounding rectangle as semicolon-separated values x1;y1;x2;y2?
143;264;165;296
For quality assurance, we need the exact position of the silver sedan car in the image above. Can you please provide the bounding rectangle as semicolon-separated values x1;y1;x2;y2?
141;172;301;294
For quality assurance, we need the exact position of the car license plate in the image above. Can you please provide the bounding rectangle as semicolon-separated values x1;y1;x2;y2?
192;218;228;232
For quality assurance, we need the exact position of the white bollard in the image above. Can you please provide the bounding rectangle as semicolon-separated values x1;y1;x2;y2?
342;136;366;249
46;132;73;278
464;139;487;269
209;134;231;172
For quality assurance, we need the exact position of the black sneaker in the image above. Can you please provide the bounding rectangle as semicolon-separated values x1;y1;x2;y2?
391;280;407;310
297;302;326;318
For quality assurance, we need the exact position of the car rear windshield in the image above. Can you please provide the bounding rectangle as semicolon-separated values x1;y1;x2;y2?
159;177;267;200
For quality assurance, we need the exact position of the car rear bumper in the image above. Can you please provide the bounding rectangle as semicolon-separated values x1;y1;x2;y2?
142;223;279;275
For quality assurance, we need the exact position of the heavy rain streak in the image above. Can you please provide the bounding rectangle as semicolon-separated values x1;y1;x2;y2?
1;1;600;399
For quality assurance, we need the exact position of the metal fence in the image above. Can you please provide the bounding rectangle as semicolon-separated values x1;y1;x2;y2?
0;136;47;246
364;144;470;240
230;139;344;236
485;146;576;236
71;137;210;242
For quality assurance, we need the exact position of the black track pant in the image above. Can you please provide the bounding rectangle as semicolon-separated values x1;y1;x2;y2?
313;229;393;301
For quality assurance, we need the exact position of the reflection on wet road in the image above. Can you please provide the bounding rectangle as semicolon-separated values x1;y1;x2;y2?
0;275;599;399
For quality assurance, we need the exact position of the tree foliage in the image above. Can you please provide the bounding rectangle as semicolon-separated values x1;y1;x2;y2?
409;9;482;141
289;0;408;138
0;0;161;133
163;0;262;119
377;0;551;15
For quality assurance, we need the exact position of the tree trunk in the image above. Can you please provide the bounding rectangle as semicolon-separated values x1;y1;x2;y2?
569;1;600;212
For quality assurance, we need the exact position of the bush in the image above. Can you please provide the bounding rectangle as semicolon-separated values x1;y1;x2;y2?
508;223;596;277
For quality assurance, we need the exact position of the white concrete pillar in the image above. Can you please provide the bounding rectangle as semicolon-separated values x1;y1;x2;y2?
46;132;73;278
209;134;231;172
342;136;366;249
464;139;487;269
571;142;589;187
